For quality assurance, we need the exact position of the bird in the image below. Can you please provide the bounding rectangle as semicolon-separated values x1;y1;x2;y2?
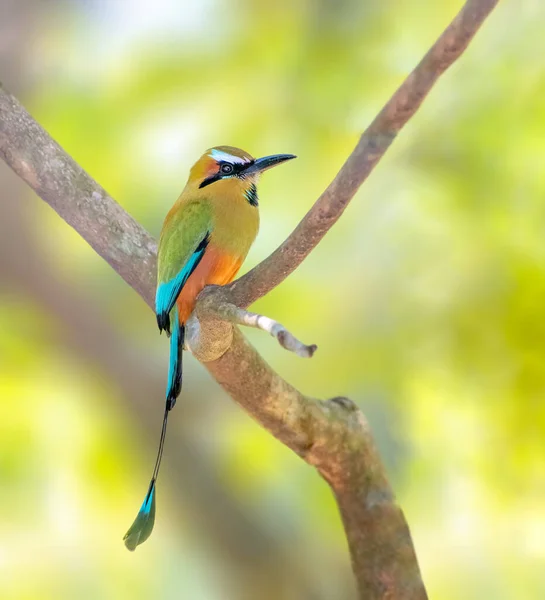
123;145;296;550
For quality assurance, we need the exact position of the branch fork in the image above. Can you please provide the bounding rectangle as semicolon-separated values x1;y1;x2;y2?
0;2;500;597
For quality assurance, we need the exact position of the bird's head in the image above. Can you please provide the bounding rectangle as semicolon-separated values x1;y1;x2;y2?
187;145;296;206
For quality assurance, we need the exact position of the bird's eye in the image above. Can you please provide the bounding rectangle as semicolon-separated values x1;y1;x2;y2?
220;163;234;174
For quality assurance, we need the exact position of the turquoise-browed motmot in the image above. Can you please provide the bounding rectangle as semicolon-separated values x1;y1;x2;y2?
123;146;295;550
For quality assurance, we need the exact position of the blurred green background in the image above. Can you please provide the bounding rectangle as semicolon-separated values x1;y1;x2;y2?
1;0;544;598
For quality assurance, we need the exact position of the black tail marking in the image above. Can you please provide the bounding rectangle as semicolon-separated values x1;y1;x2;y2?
157;312;171;335
166;324;184;410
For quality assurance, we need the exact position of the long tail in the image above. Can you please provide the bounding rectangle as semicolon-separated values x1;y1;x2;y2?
123;308;184;551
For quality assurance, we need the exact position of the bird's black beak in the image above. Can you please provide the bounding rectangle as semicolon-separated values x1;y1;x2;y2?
243;154;296;176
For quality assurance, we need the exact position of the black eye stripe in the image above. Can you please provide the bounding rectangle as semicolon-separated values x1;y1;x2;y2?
219;160;254;176
199;160;255;188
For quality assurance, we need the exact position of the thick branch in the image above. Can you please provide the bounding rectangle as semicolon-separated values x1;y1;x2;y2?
0;86;157;307
205;330;425;599
0;1;499;598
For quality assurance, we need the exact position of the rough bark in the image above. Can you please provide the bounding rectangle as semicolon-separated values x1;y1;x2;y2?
0;1;499;597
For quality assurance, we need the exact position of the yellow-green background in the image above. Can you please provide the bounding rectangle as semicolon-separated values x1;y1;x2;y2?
1;1;543;598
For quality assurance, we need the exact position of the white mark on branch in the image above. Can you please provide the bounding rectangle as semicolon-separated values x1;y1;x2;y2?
212;301;317;358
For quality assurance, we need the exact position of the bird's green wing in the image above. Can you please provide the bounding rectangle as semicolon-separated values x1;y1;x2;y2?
155;201;212;332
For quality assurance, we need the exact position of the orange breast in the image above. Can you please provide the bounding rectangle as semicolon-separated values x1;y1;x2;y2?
176;246;243;323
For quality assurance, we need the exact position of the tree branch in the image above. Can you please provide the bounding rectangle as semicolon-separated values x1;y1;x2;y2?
206;329;424;599
192;286;317;358
0;189;330;599
0;86;158;305
0;1;499;597
212;304;317;358
223;0;499;309
219;0;499;309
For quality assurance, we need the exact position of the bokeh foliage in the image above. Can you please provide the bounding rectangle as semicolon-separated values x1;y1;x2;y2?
1;0;544;598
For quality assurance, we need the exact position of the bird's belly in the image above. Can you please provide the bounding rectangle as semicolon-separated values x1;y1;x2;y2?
176;246;243;323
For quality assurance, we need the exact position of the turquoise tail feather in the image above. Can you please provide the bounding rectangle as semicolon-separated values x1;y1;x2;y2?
123;310;184;551
123;478;157;551
166;306;184;409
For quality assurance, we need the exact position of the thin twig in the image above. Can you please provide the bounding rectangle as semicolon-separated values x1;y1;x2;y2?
211;301;317;358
